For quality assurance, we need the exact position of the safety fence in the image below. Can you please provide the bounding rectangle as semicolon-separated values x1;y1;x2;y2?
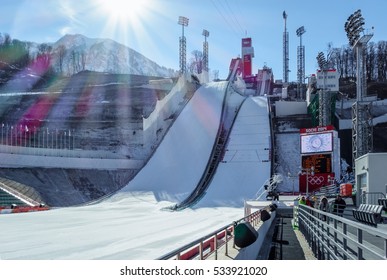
361;191;386;205
157;206;272;260
296;204;387;259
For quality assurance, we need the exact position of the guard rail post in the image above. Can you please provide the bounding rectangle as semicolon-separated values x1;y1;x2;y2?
199;241;203;260
224;228;229;256
213;234;218;260
357;228;363;260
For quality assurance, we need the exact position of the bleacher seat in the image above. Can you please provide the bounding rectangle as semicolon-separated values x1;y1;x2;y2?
0;188;28;207
352;203;383;226
378;198;387;211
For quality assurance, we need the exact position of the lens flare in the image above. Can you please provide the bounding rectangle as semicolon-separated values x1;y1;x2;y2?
97;0;151;26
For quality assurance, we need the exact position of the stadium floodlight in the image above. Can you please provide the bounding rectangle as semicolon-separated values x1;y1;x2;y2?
316;51;330;126
316;51;327;70
202;29;209;38
178;16;189;28
344;9;374;164
178;16;189;74
296;26;306;99
344;9;365;47
296;26;305;37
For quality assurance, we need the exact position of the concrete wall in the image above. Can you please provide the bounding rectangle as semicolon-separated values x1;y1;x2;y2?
234;210;276;260
275;101;307;117
0;167;136;206
143;75;189;146
0;152;143;170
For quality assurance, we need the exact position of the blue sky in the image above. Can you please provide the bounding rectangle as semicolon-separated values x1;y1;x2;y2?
1;0;386;81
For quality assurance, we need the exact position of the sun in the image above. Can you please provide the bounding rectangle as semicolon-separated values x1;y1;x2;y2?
97;0;150;26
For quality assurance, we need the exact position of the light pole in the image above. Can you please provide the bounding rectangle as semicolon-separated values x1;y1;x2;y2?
296;26;306;100
287;172;297;195
327;175;335;186
300;166;314;196
316;51;330;126
345;9;373;166
178;16;189;74
202;29;209;73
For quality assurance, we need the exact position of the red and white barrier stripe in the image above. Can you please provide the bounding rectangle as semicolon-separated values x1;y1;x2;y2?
0;205;50;214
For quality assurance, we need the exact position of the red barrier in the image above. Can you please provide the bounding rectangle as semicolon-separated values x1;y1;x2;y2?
179;226;233;260
0;205;50;214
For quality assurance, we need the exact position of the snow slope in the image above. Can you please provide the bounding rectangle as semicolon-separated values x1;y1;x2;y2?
196;96;271;207
119;82;227;202
0;81;271;260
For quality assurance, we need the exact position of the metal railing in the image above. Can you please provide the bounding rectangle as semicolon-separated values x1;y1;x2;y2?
361;191;386;205
157;207;267;260
313;183;339;198
296;204;387;259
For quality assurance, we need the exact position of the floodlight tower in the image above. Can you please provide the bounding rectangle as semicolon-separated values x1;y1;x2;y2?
283;11;289;84
202;29;209;73
316;51;330;126
296;26;306;99
344;9;373;164
178;16;189;74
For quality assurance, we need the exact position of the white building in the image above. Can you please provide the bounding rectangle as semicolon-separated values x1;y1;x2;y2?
355;153;387;204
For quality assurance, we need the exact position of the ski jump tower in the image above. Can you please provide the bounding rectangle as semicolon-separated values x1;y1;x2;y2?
283;11;289;84
241;37;254;79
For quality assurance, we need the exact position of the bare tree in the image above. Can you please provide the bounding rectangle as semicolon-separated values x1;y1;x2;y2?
377;41;387;81
213;70;219;81
188;50;203;74
57;45;66;74
80;50;87;71
366;42;376;81
71;50;82;74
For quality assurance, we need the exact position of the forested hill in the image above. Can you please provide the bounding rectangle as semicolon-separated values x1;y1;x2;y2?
0;32;177;91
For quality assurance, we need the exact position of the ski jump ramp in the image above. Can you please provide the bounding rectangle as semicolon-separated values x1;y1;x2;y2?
120;81;271;208
0;81;272;260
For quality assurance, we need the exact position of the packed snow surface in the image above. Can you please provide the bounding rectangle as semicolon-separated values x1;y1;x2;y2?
0;81;271;259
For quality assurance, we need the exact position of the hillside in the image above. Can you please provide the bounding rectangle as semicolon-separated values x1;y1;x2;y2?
50;34;177;77
0;34;178;92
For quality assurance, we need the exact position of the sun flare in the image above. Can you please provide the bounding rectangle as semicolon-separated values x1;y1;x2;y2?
97;0;150;26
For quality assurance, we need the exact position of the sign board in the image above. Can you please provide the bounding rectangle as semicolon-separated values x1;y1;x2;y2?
299;173;335;193
302;153;332;174
316;69;339;91
300;125;334;134
300;132;333;154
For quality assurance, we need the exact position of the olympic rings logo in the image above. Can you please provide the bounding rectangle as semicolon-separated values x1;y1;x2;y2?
308;176;325;185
